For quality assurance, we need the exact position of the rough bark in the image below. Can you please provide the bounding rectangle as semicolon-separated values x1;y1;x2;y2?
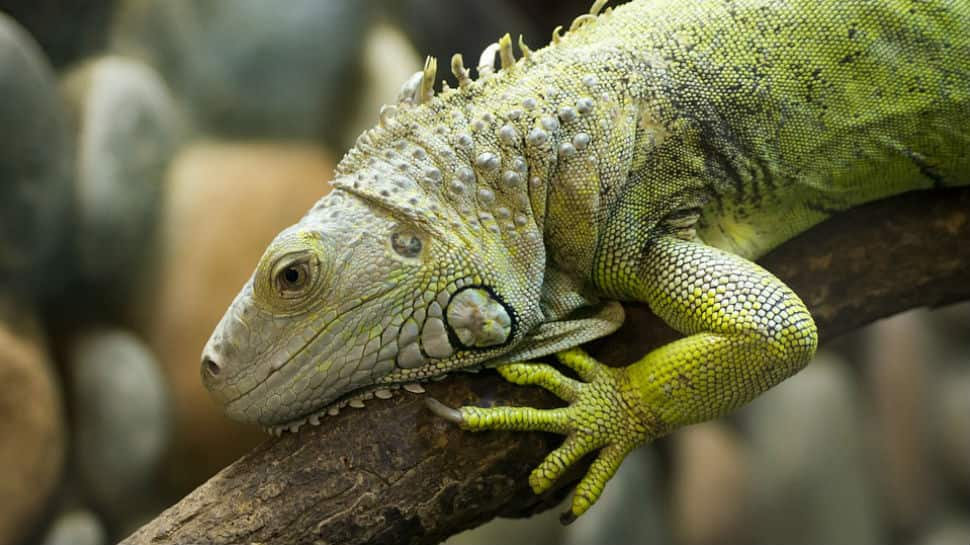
122;187;970;545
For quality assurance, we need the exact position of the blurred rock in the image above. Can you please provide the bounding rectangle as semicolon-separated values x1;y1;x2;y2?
342;22;422;150
139;142;335;493
926;302;970;498
68;329;171;524
0;14;74;300
923;300;970;344
445;503;564;545
918;516;970;545
740;351;884;545
0;304;65;545
516;0;622;34
39;508;107;545
669;422;748;545
113;0;370;146
564;446;669;545
864;310;940;534
0;0;117;68
382;0;538;75
61;56;184;302
935;366;970;496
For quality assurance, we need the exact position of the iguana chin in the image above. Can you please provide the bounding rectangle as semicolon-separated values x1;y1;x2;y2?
201;0;970;522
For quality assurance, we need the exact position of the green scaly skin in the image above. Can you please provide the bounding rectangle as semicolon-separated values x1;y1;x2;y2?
202;0;970;521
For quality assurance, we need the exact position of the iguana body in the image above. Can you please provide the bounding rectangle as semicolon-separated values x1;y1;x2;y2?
202;0;970;521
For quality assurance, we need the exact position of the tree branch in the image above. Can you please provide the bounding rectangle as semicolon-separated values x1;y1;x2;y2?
122;187;970;545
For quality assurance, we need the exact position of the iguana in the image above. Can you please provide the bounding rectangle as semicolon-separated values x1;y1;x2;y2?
201;0;970;522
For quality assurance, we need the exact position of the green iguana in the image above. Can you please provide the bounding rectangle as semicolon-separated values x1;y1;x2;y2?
201;0;970;522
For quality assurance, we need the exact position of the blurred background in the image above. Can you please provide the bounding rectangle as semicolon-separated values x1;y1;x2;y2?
0;1;967;544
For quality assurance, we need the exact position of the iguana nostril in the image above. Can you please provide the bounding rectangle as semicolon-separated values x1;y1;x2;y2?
203;355;222;377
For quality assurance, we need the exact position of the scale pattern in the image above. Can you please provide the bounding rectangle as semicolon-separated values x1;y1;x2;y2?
202;0;970;521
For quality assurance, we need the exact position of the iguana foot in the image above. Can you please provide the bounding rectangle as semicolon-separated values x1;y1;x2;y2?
426;348;658;522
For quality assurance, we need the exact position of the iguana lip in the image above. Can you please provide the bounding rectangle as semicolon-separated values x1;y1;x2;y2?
263;375;449;436
219;287;401;418
262;356;491;434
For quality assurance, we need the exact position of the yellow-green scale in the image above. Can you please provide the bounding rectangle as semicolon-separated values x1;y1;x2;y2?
448;0;969;522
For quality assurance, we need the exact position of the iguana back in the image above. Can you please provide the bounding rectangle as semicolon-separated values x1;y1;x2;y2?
531;0;970;263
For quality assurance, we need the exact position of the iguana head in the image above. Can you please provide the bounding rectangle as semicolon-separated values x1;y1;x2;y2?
200;160;548;430
200;57;632;432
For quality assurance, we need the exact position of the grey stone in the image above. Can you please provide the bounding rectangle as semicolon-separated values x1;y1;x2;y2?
0;14;74;299
112;0;370;145
863;310;940;532
445;499;565;545
935;366;970;496
62;56;183;293
40;509;106;545
0;0;116;68
739;351;885;545
668;422;747;545
383;0;538;81
69;329;171;522
564;446;669;545
918;516;970;545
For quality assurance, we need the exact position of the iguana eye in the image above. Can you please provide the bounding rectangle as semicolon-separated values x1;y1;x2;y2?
275;260;311;295
391;231;423;258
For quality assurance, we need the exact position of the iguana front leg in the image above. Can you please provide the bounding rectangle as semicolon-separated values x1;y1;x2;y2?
428;236;818;521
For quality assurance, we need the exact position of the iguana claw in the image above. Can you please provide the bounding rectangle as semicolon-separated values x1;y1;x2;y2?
428;348;657;521
424;397;463;424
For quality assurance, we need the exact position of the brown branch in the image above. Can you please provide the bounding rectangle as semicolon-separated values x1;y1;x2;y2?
122;187;970;545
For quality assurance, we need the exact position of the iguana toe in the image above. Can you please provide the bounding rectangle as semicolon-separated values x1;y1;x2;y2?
430;348;658;519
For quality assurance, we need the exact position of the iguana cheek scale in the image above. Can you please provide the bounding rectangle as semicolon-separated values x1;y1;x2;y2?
201;0;970;522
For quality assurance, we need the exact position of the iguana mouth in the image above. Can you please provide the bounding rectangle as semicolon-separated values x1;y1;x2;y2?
263;374;450;436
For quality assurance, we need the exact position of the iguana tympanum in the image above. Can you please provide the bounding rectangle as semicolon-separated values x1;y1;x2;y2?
202;0;969;521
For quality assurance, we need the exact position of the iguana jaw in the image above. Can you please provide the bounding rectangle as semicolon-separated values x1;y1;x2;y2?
257;301;627;436
260;372;450;436
210;284;624;435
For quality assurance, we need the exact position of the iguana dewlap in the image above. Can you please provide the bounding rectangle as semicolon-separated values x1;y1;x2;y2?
202;0;970;521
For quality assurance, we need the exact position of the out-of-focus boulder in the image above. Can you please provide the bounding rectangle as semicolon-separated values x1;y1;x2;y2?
669;423;748;545
62;56;184;304
0;304;65;545
445;504;564;545
39;508;107;545
741;351;884;545
381;0;538;76
112;0;370;147
935;366;970;496
864;311;939;535
139;142;335;493
918;516;970;545
341;22;422;150
0;0;117;68
925;302;970;497
564;447;669;545
68;329;171;526
0;14;74;300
